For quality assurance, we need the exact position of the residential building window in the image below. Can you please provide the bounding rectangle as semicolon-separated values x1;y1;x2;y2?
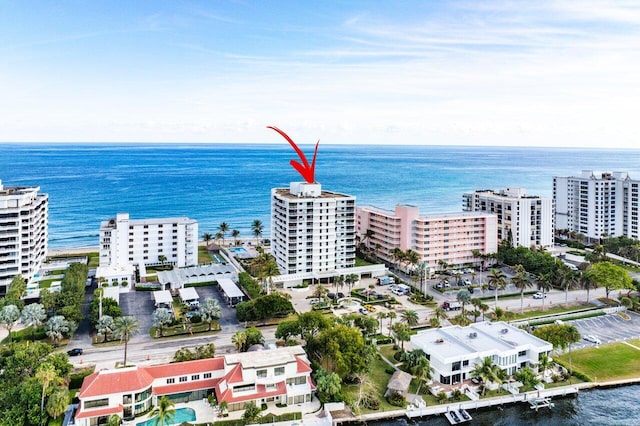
179;376;187;383
192;374;200;380
518;350;527;357
275;367;285;376
462;360;469;367
167;378;175;384
85;398;109;408
204;373;212;379
257;369;267;378
233;384;256;393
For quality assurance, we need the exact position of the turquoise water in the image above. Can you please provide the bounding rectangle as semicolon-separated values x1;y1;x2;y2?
231;247;248;254
136;407;196;426
2;143;640;249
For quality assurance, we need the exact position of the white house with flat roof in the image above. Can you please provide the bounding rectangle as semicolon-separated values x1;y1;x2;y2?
410;321;552;385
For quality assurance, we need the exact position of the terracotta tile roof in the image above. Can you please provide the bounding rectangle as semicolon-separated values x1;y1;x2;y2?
295;357;312;373
153;377;220;395
79;368;154;398
217;381;288;404
75;404;123;420
143;357;224;378
226;363;244;384
307;376;316;391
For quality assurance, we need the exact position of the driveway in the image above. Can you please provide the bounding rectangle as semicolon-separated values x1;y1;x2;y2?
568;312;640;349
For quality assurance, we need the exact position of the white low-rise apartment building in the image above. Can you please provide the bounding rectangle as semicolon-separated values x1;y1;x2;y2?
554;170;640;242
99;213;198;269
271;182;356;274
411;322;553;385
463;187;553;248
74;346;315;425
0;179;48;295
356;204;497;272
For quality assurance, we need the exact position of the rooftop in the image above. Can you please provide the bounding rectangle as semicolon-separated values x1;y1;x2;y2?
224;346;307;369
273;187;353;200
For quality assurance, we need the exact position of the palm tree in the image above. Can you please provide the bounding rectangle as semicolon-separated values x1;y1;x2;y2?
202;232;213;248
376;312;387;335
150;396;176;426
20;302;46;340
200;298;222;331
405;250;421;275
433;306;447;322
36;363;57;424
345;273;359;293
44;315;74;346
218;401;228;417
535;273;553;310
46;385;70;421
479;302;490;321
391;247;405;271
251;219;263;246
559;266;579;306
214;231;224;244
487;268;507;309
511;264;532;312
231;229;240;246
0;304;21;342
113;316;139;366
402;310;419;327
537;353;551;377
218;222;229;246
470;357;505;396
579;265;598;303
457;289;471;317
386;311;397;335
232;330;247;351
106;415;122;426
96;315;115;343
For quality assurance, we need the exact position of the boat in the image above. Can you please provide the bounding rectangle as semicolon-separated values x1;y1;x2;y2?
443;409;472;424
528;397;555;411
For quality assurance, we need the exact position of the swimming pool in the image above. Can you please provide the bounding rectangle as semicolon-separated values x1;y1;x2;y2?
231;247;247;254
136;407;196;426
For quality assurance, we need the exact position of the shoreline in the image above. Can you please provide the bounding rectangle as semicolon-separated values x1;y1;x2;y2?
335;378;640;424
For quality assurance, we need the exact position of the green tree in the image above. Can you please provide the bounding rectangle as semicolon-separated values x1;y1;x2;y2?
308;324;374;378
588;261;634;299
242;401;262;424
6;275;27;307
376;311;387;335
202;232;213;248
20;303;47;340
470;357;506;395
113;316;139;366
514;366;541;390
232;330;247;351
400;349;433;385
106;414;122;426
36;362;58;423
315;368;342;403
45;315;75;346
218;222;229;246
456;289;471;316
46;385;70;421
275;319;301;342
535;272;553;310
96;315;115;343
297;311;331;340
242;327;264;351
345;273;359;293
251;219;264;245
0;304;21;342
391;322;411;351
150;396;176;426
231;229;240;246
152;308;173;337
510;264;532;312
89;296;122;325
200;297;222;331
533;323;581;352
487;268;507;309
401;310;419;327
386;311;397;335
537;353;551;376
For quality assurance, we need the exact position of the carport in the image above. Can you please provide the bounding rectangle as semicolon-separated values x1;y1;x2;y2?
179;287;200;306
216;277;246;307
153;290;173;308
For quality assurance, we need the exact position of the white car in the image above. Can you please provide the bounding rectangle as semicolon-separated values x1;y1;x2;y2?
583;334;602;345
533;292;546;299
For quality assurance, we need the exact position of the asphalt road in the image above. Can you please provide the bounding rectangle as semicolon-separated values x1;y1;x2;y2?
569;311;640;350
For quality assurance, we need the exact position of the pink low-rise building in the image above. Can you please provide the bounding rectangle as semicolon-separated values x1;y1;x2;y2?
74;346;314;425
356;204;498;271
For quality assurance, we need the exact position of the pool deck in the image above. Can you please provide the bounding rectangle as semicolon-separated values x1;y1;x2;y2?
124;398;324;425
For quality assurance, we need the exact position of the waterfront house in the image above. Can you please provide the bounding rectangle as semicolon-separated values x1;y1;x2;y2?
74;346;315;425
410;321;552;386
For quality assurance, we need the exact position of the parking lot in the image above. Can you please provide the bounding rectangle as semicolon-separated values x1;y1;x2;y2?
569;312;640;349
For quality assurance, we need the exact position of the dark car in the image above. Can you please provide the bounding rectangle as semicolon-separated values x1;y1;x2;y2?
327;293;336;300
337;292;345;299
67;348;83;356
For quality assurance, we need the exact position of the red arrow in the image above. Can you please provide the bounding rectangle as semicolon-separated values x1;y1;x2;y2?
267;126;319;184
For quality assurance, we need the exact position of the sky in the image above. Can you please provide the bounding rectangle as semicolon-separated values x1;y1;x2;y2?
1;1;640;147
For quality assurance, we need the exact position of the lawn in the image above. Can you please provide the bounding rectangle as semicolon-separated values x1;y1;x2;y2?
343;352;401;413
87;252;100;268
555;342;640;381
509;304;596;320
354;257;374;267
198;246;213;264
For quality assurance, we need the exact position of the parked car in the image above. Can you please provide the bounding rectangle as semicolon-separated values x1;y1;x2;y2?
364;304;376;312
308;298;320;304
359;307;368;315
327;293;337;300
67;348;83;356
533;292;546;299
583;334;602;344
487;284;496;291
337;292;345;299
463;279;472;286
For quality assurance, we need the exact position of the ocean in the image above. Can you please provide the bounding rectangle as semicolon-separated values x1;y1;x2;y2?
2;142;640;423
3;143;640;249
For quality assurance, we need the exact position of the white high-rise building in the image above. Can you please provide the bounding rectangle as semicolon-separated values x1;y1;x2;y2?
0;179;48;295
99;213;198;269
553;171;640;241
463;187;553;248
271;182;356;274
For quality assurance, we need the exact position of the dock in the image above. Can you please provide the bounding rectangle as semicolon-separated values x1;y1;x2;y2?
443;409;472;424
528;397;555;411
